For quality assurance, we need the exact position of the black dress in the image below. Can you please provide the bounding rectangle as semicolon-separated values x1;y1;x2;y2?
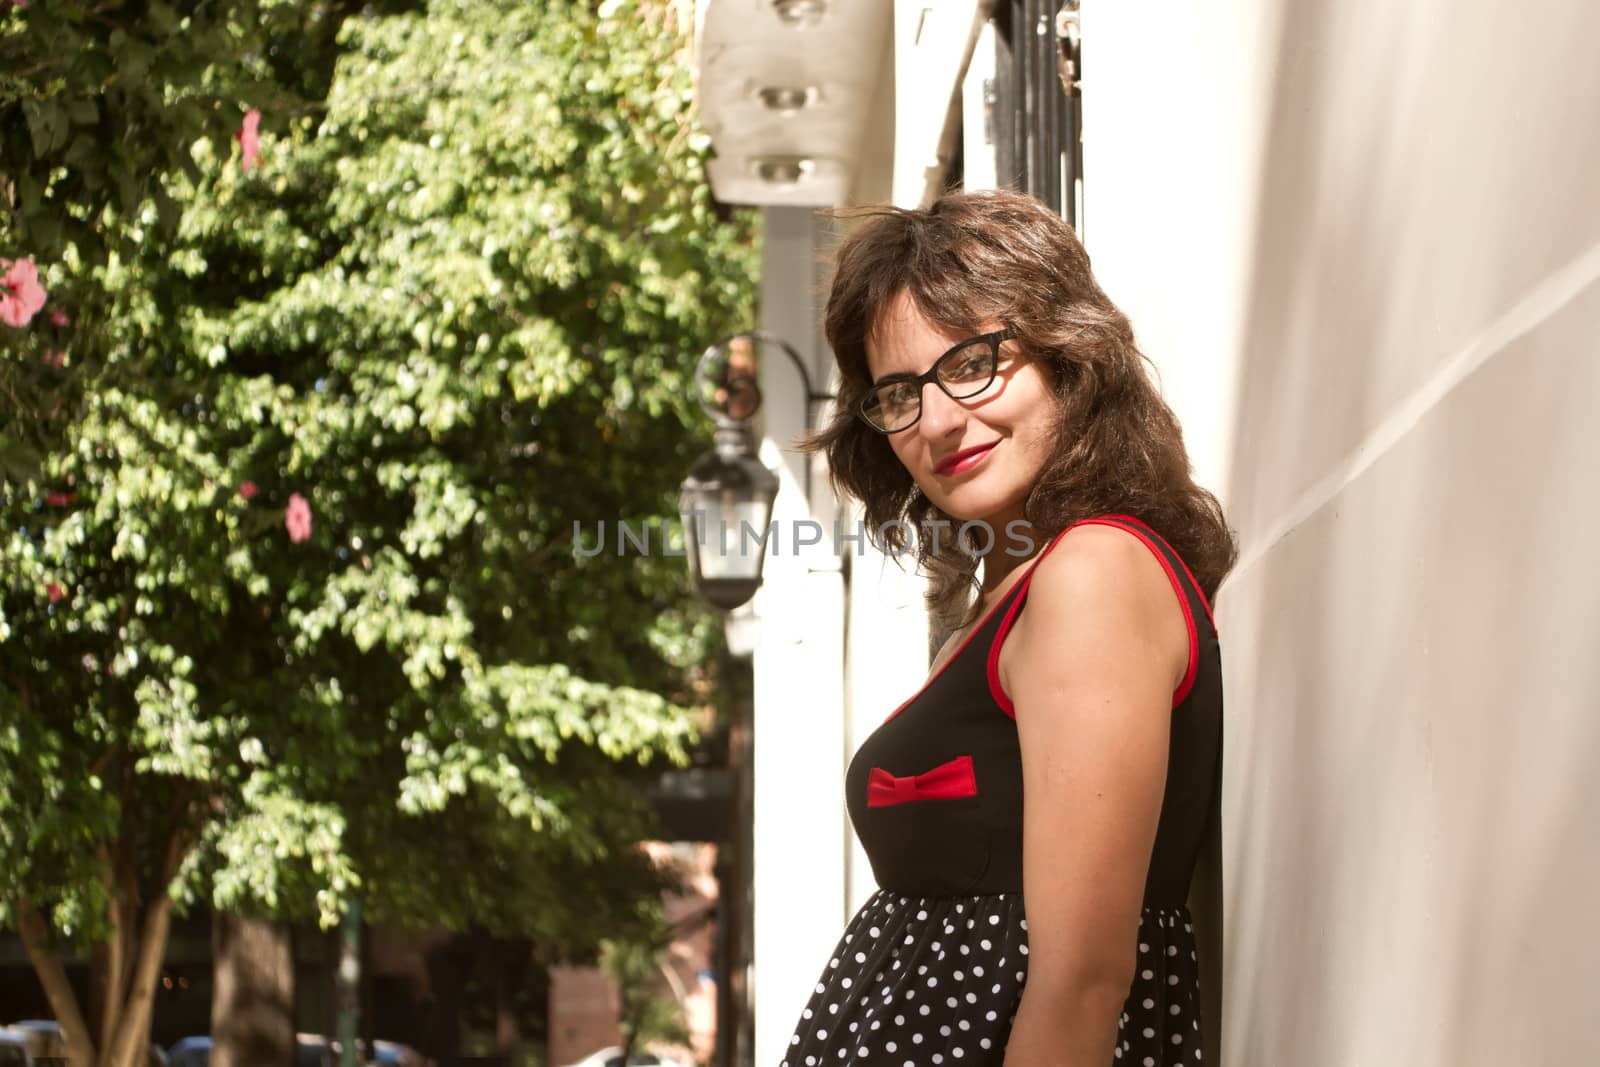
781;514;1222;1067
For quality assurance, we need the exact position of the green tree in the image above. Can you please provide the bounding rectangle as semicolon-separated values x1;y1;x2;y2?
600;932;692;1062
0;1;756;1064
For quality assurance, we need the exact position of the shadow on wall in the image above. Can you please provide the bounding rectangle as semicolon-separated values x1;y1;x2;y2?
1219;0;1600;1064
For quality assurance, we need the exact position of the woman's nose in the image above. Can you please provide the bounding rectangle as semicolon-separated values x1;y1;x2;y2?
917;382;966;438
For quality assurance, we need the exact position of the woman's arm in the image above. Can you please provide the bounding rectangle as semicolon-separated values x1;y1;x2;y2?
999;524;1192;1067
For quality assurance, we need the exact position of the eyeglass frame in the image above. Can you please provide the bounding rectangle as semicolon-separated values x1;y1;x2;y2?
855;328;1018;434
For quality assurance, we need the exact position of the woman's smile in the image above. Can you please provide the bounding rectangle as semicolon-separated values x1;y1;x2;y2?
934;441;998;476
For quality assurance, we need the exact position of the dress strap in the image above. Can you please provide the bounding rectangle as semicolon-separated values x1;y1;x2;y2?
986;514;1215;717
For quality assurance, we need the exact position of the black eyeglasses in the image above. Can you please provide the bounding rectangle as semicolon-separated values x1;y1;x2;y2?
857;329;1016;434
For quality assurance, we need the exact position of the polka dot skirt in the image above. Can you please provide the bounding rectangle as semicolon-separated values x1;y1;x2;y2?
780;892;1203;1066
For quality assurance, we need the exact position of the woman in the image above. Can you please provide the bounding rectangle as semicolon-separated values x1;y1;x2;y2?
782;189;1234;1067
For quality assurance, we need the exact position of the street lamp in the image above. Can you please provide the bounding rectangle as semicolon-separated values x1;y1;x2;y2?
679;332;830;611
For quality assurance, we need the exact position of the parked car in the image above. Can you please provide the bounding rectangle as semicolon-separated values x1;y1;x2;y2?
8;1020;166;1066
168;1033;345;1066
166;1035;211;1067
560;1048;691;1067
371;1040;427;1066
0;1028;32;1067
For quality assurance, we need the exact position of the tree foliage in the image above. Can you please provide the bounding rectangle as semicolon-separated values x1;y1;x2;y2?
1;0;756;1062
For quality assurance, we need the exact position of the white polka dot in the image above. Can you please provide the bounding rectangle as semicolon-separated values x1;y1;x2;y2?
1141;969;1154;980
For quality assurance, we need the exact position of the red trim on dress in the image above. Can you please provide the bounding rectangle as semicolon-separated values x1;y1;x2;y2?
881;579;1028;724
867;755;979;807
987;515;1204;717
1103;513;1217;627
985;521;1088;718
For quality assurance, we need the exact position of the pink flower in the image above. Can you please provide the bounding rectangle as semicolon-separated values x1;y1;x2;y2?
46;582;65;604
49;308;68;327
238;480;259;501
237;109;262;173
285;492;312;543
45;491;77;507
43;349;66;368
1;257;47;328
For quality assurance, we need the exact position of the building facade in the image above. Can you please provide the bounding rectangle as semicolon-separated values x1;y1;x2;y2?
693;1;1600;1065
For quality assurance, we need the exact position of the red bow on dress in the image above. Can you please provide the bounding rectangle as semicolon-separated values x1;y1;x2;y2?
866;754;978;808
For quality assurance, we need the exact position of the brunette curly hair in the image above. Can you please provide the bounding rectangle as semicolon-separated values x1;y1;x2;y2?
806;189;1236;629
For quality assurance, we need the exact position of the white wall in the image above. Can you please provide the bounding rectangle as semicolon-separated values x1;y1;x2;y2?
749;207;849;1067
1087;0;1600;1063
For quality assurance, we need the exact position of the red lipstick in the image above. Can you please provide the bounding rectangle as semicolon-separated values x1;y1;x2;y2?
934;442;996;476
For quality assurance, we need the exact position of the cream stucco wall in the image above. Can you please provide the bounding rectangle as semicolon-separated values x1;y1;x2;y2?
1086;0;1600;1063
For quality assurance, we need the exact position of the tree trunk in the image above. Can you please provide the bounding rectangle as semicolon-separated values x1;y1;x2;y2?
418;935;472;1063
14;898;98;1065
493;939;529;1053
15;891;177;1067
211;913;296;1067
105;893;175;1067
